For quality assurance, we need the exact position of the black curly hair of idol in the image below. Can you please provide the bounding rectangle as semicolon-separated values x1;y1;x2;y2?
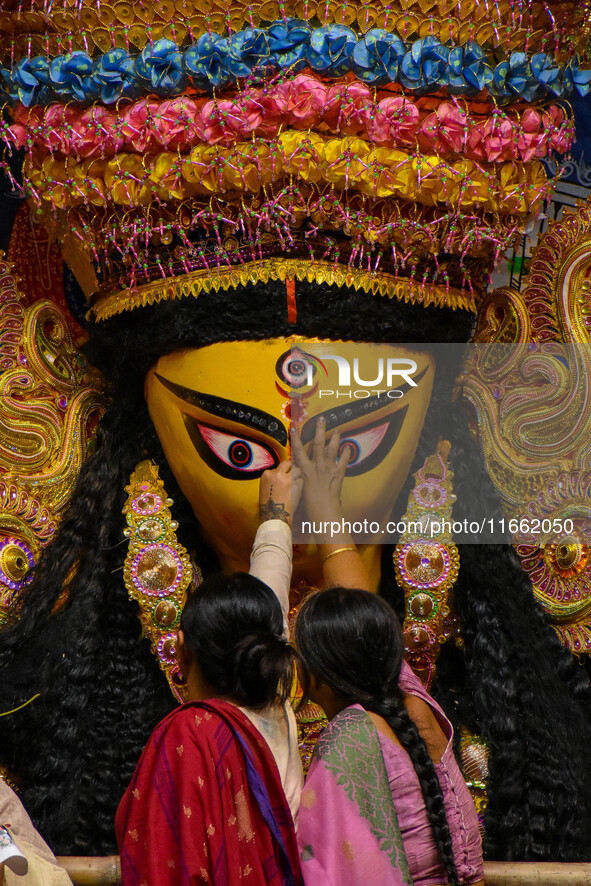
180;572;296;709
0;279;589;858
296;587;460;886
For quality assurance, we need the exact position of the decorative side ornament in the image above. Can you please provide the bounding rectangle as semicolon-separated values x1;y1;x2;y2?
466;201;591;653
0;256;106;626
394;443;461;687
122;460;200;702
474;199;591;345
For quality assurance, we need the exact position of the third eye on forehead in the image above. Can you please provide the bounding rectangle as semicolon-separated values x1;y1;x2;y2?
276;348;313;389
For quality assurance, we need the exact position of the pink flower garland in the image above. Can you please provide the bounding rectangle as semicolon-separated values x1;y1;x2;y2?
7;74;574;164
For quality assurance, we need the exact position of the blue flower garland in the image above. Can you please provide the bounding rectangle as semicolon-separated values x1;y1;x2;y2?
2;20;590;107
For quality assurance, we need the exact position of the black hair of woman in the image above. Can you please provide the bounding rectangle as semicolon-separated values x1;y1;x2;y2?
179;572;296;710
295;586;460;886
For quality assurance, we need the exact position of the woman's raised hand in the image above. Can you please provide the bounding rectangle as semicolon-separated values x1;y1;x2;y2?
291;419;373;589
290;417;352;526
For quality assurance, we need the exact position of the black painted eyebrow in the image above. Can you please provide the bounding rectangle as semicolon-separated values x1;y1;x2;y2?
300;366;428;443
155;375;288;445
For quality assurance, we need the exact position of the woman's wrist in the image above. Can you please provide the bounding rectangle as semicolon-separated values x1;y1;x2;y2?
320;545;357;564
318;540;357;557
259;496;292;527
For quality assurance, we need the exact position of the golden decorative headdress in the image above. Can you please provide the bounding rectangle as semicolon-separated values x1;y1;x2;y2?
0;0;588;318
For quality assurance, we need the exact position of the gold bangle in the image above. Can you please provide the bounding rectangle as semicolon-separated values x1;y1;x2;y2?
321;546;357;564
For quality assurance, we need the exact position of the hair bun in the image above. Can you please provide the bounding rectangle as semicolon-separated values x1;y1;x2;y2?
233;632;294;709
180;573;296;709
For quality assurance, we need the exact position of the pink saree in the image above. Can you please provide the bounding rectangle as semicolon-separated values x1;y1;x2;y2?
297;706;413;886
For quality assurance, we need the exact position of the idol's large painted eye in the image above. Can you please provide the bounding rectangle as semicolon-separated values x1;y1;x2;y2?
319;409;408;477
338;422;389;467
184;418;279;480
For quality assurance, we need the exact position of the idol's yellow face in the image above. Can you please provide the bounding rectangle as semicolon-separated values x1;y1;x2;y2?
144;337;435;574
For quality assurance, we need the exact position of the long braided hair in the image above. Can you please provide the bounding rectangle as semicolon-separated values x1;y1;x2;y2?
295;587;460;886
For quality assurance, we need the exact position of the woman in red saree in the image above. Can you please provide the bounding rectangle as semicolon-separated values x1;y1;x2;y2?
115;573;303;886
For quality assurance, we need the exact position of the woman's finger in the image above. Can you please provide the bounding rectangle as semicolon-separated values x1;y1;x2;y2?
334;443;352;487
326;428;341;463
312;416;326;465
290;427;310;470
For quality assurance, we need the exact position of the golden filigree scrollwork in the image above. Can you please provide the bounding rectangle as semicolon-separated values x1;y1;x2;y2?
0;256;106;626
463;344;591;652
519;200;591;343
463;344;591;510
475;200;591;345
467;204;591;653
472;287;532;344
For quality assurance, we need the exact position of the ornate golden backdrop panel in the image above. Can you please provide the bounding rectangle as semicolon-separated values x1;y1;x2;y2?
0;258;106;627
467;203;591;654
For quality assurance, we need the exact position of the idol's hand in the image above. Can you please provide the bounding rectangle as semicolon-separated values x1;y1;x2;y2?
259;461;303;527
290;418;352;525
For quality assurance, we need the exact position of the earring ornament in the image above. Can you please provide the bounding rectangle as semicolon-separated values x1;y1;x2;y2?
394;441;460;688
122;459;200;702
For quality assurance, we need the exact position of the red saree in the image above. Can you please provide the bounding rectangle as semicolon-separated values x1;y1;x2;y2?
116;699;302;886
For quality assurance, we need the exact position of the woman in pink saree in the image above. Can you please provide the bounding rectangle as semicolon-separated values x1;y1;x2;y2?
292;424;484;886
295;588;485;886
